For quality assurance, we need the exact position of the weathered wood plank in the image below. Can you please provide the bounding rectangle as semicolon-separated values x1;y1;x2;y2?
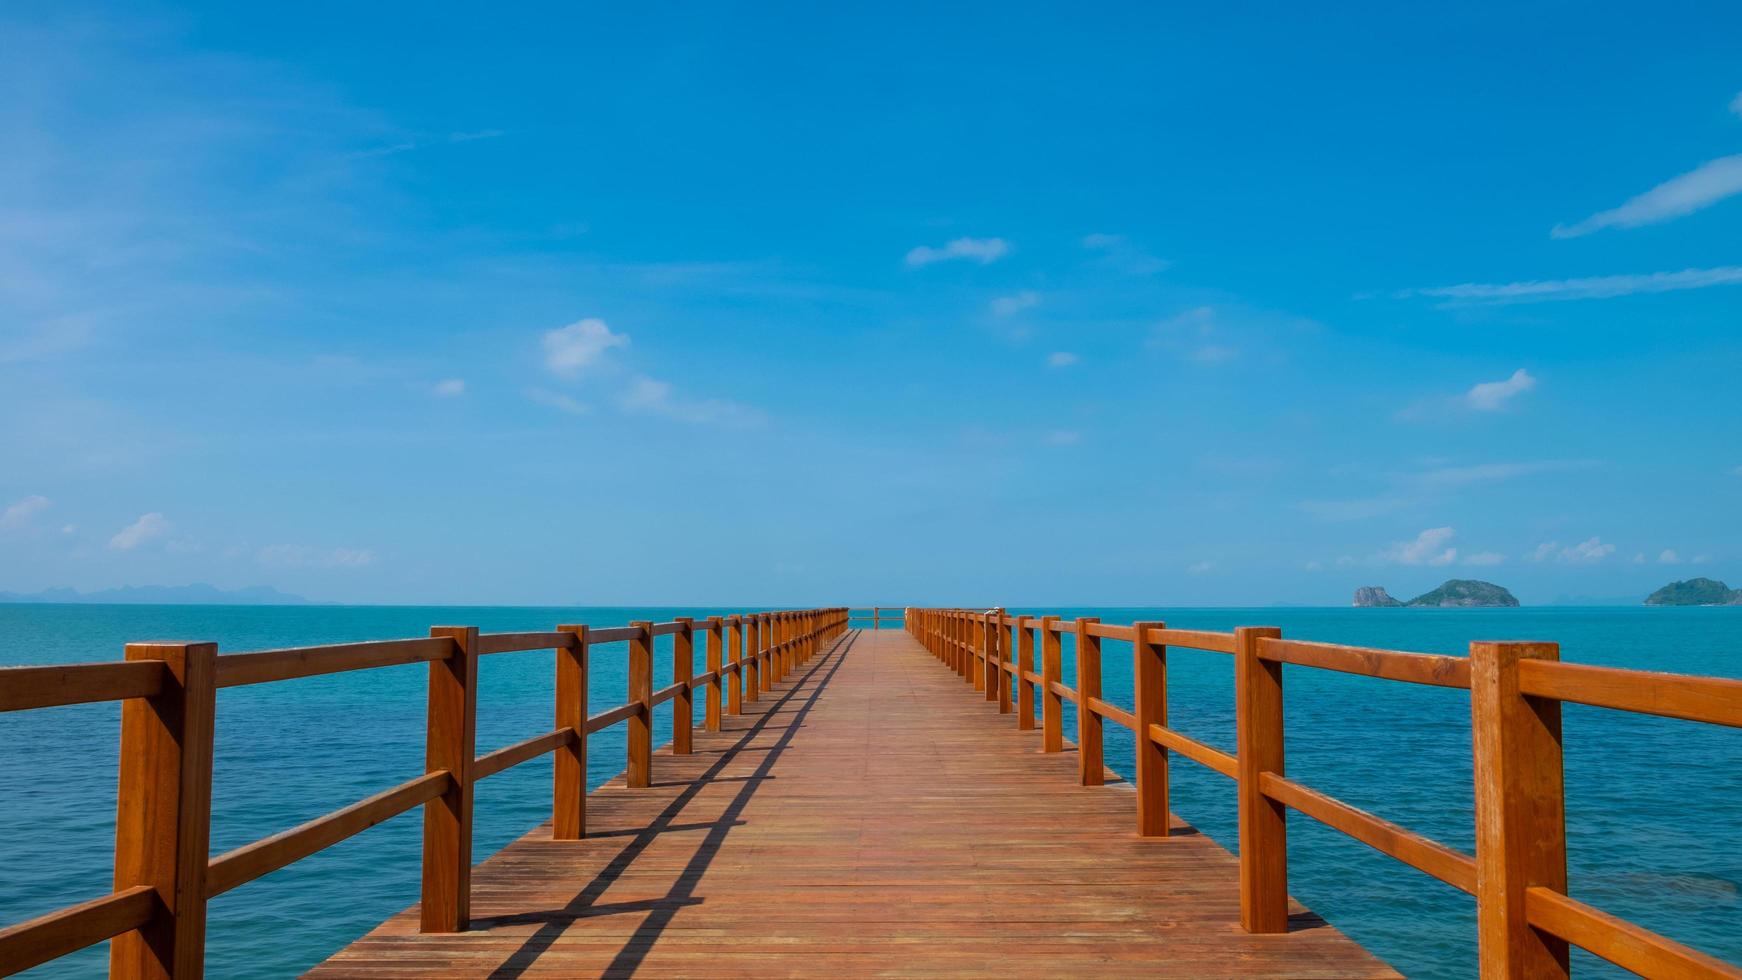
311;629;1394;978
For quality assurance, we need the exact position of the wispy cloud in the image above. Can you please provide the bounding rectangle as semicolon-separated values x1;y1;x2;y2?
348;129;505;159
1386;526;1458;566
1081;233;1169;275
1187;561;1213;574
1466;369;1536;411
905;237;1009;268
1046;351;1079;368
619;376;763;426
991;291;1040;316
526;388;589;415
257;544;376;568
1553;154;1742;238
542;318;629;377
1410;459;1591;490
1659;549;1682;565
1151;307;1240;364
1527;537;1615;564
1399;266;1742;305
1733;91;1742;117
1;495;51;530
432;378;465;397
110;512;169;550
1044;429;1081;446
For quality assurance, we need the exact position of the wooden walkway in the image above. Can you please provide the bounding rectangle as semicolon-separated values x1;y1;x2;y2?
310;629;1394;978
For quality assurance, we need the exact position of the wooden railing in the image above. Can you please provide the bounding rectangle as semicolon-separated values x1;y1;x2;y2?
0;608;848;978
906;607;1742;980
847;607;905;630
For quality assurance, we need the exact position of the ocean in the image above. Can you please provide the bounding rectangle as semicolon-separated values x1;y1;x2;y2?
1;604;1736;978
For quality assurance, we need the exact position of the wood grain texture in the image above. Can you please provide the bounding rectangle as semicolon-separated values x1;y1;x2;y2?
313;628;1393;979
421;627;479;934
1235;625;1288;935
554;625;588;841
111;641;215;980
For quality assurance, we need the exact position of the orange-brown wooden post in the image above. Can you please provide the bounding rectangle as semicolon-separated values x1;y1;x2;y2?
553;624;589;840
1235;625;1287;933
959;612;971;681
1132;620;1169;837
705;617;724;731
1040;616;1063;752
989;609;1003;703
627;621;653;788
1075;617;1104;785
727;616;745;714
759;613;774;694
111;641;217;979
972;611;986;693
996;611;1012;714
673;617;694;755
1471;641;1570;979
744;615;760;703
422;625;479;933
1015;616;1035;730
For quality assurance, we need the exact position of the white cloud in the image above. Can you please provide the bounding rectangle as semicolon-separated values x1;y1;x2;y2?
433;378;465;397
619;376;763;426
1463;551;1507;566
526;388;590;415
1732;92;1742;117
110;513;169;550
1466;369;1537;411
991;291;1040;316
1412;459;1588;489
1553;155;1742;238
1187;561;1214;574
542;318;628;377
1;495;51;529
1402;266;1742;305
1081;233;1170;275
905;237;1009;268
1559;537;1616;564
1527;541;1559;562
1659;549;1682;564
1046;351;1079;368
257;544;375;568
1388;526;1458;566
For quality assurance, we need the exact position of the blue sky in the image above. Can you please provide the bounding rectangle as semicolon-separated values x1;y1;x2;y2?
2;2;1739;605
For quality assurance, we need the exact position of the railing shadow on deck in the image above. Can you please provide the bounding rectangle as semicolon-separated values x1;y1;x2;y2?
482;629;859;978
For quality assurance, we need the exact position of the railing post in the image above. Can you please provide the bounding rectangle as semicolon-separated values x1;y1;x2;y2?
1041;616;1063;752
111;641;216;980
744;615;760;703
983;611;999;702
727;616;744;714
1015;616;1035;730
1075;617;1103;785
627;621;653;788
1132;620;1169;837
1471;641;1570;979
554;624;589;840
673;617;694;755
873;606;880;630
996;610;1012;714
705;617;723;731
1235;625;1287;933
755;613;769;694
422;625;479;933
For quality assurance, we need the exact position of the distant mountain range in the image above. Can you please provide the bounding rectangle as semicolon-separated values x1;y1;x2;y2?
1354;579;1520;608
1644;578;1742;606
0;583;310;605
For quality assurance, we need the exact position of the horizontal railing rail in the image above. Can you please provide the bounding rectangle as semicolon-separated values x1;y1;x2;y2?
905;606;1741;980
0;607;850;978
847;606;906;629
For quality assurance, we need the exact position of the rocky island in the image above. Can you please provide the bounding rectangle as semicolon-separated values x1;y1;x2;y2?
1353;579;1520;608
1644;578;1742;606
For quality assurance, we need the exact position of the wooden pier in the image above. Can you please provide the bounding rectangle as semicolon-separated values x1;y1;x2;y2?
313;627;1391;977
2;605;1739;978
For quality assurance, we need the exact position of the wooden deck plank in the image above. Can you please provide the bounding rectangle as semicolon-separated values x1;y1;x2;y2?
309;629;1395;978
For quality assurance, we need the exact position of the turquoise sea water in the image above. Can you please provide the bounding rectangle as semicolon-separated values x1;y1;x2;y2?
1;604;1737;978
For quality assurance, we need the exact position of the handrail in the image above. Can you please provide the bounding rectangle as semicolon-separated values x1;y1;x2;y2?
905;606;1741;979
0;607;850;978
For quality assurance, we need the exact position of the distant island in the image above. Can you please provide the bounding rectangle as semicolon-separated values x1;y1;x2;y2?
1354;579;1520;608
1644;578;1742;606
0;583;310;605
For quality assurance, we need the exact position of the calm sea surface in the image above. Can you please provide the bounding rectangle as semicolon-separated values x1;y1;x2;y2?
1;604;1737;978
